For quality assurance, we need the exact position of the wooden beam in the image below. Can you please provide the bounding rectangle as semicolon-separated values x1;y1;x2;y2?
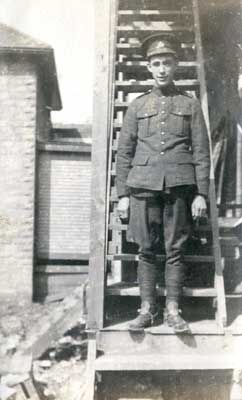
88;0;118;330
106;284;217;297
95;353;241;371
193;0;227;327
107;254;214;263
118;10;192;16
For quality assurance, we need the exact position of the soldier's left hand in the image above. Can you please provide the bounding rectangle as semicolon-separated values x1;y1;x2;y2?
191;195;207;220
238;74;242;98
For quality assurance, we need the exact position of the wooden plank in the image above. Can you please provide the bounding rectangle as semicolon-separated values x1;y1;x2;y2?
116;79;199;89
117;23;193;33
108;220;211;232
95;353;241;371
106;284;217;297
117;42;195;50
88;0;118;330
193;0;227;327
107;254;214;262
217;137;228;206
79;333;97;400
102;319;224;334
219;217;242;230
116;60;198;69
118;10;192;16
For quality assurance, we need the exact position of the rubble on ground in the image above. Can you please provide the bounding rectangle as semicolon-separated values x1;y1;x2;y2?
0;285;88;400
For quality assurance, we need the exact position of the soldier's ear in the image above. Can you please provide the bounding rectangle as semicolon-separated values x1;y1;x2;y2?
147;61;152;73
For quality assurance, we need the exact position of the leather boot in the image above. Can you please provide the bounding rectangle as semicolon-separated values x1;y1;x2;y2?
129;301;158;331
129;260;157;331
163;308;189;333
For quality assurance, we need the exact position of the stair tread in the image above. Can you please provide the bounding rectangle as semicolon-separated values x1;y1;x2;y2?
116;60;198;68
118;10;192;16
107;254;214;262
117;23;193;32
116;79;199;86
95;352;239;371
106;283;216;297
117;42;195;50
108;222;211;232
102;318;223;334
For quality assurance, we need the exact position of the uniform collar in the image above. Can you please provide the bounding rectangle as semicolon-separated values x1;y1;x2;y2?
152;82;177;97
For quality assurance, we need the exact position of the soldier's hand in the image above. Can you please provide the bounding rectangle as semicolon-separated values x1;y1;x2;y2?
238;74;242;98
191;195;207;220
117;196;130;220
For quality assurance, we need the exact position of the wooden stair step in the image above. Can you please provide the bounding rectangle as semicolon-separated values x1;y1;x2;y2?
116;60;198;69
219;217;242;230
118;10;192;17
117;22;194;33
102;319;224;334
108;222;240;243
106;283;216;297
115;79;199;92
107;253;214;263
95;353;240;371
108;222;212;233
114;102;129;110
117;42;196;53
117;0;191;10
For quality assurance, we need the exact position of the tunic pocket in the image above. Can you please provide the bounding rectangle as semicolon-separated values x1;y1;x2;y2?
137;109;159;138
169;105;192;136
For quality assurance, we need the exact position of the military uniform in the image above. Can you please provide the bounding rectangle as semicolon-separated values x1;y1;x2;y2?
116;34;210;331
117;85;210;198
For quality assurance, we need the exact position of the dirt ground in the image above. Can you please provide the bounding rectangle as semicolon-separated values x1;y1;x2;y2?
1;293;242;400
0;287;89;400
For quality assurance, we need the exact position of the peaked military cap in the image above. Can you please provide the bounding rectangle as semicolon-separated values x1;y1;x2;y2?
141;33;179;58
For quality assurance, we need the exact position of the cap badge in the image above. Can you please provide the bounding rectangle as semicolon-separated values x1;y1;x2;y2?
157;41;165;48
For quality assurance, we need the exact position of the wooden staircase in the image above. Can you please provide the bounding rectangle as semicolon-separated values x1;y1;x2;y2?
105;0;227;329
86;1;242;399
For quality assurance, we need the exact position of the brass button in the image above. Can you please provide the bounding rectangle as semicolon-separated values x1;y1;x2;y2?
160;152;165;155
161;141;165;145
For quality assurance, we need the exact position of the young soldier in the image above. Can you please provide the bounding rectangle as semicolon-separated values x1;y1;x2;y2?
116;34;210;333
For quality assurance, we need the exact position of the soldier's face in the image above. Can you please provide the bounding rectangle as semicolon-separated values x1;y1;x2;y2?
147;54;177;88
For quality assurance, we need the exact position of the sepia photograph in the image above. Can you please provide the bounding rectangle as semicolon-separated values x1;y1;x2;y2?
0;1;242;399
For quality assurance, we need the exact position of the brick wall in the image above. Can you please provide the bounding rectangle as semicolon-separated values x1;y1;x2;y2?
36;146;91;259
34;145;91;299
0;55;37;305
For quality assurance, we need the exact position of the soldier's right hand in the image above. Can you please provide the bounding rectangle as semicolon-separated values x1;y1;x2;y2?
117;196;130;220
